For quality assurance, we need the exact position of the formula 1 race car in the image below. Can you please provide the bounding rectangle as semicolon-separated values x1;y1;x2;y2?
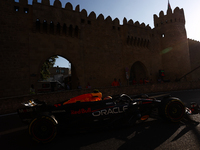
17;90;191;143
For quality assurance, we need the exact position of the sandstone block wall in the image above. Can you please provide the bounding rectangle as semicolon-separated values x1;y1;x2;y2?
0;0;199;99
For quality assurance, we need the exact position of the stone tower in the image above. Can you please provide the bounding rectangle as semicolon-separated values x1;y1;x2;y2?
153;6;191;80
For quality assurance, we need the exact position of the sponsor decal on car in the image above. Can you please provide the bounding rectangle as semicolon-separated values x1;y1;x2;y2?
71;108;92;115
92;105;128;117
18;108;36;113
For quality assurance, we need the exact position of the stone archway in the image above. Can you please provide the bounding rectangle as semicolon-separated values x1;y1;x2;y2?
36;55;79;92
130;61;148;83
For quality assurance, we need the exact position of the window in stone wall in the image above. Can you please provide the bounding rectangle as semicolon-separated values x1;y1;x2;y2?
87;20;91;25
81;19;85;24
143;39;146;47
43;20;47;33
140;39;143;47
134;37;137;45
130;37;133;45
36;19;40;32
50;21;54;34
14;6;19;12
127;36;130;45
161;33;165;38
146;40;150;48
56;23;61;35
24;8;29;13
69;25;73;37
74;26;79;38
63;24;67;35
137;38;140;46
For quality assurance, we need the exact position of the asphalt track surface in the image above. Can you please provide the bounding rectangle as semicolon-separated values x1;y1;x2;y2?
1;89;200;150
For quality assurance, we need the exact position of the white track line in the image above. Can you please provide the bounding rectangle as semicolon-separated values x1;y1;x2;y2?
0;126;28;136
149;93;170;98
0;112;17;117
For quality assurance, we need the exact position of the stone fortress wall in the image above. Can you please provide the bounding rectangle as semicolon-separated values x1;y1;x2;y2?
0;0;199;98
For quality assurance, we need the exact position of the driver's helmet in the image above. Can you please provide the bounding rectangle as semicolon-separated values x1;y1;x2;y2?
93;89;100;93
103;96;112;100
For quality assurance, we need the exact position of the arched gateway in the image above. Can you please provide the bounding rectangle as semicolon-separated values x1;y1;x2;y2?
130;61;148;84
37;55;79;90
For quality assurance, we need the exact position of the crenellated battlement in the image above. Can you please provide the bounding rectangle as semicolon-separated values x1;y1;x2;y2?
9;0;154;44
123;18;151;29
188;38;200;43
154;7;185;28
12;0;151;30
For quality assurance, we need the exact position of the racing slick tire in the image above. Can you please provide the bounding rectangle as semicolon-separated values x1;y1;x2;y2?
29;115;58;143
160;98;185;122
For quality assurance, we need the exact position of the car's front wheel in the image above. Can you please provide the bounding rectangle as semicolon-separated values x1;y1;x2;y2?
29;116;58;143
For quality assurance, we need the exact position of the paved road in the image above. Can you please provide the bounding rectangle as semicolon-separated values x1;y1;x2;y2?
1;89;200;150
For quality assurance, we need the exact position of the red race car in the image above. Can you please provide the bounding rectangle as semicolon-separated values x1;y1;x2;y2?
18;90;192;143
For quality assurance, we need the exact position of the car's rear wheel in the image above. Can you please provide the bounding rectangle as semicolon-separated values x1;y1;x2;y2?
29;116;57;143
160;98;185;122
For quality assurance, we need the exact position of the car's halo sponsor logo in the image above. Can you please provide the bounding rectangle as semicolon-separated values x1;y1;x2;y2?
92;105;128;117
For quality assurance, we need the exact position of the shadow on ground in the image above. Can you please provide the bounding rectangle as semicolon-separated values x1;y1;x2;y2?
5;114;197;150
